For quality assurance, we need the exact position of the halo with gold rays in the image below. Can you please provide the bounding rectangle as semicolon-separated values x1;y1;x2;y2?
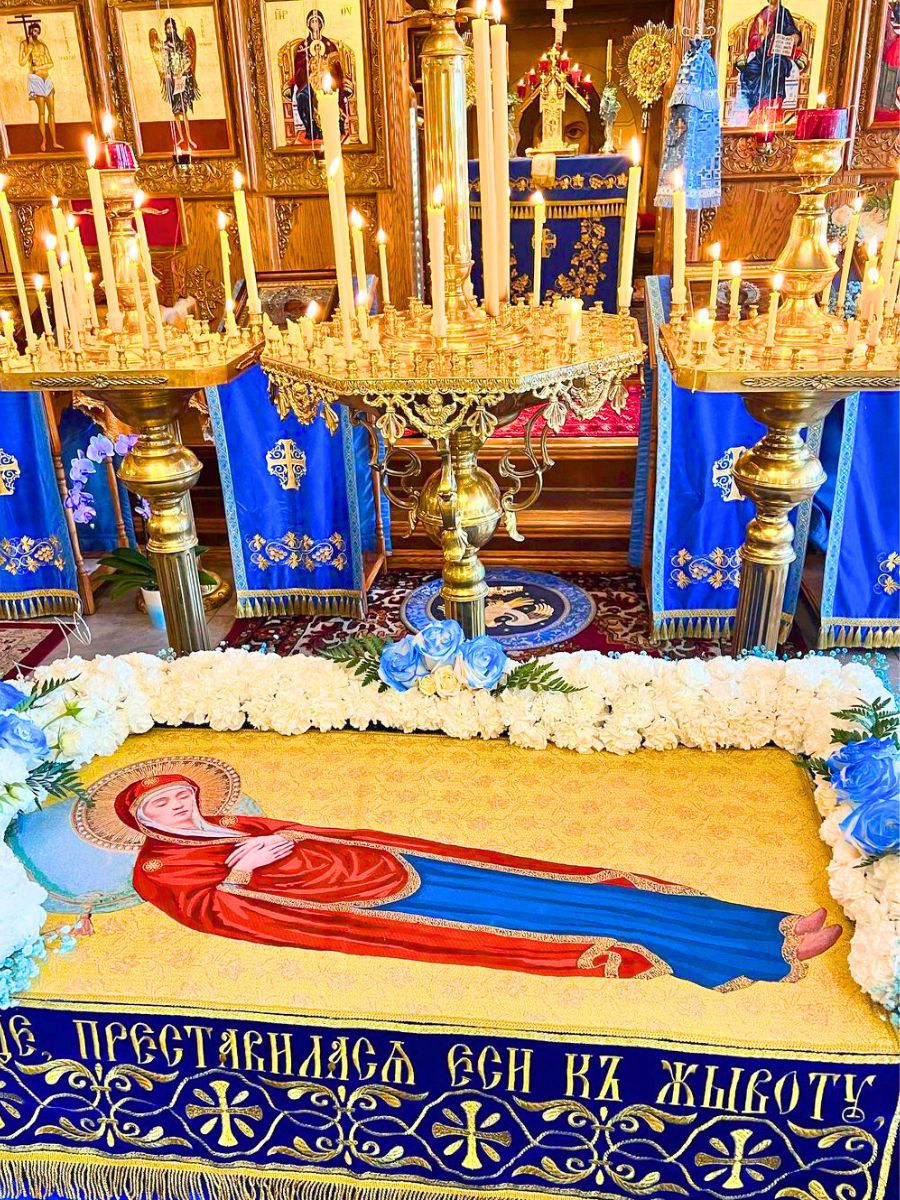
74;756;242;852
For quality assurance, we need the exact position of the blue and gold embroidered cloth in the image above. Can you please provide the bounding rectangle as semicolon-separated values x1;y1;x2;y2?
469;154;628;311
0;392;79;619
207;365;385;618
632;277;817;640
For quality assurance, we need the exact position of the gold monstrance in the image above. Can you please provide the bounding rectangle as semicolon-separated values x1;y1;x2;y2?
0;141;262;655
659;130;899;653
262;0;643;637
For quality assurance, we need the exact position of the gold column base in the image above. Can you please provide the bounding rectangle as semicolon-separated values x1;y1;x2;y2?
731;389;842;654
85;385;210;656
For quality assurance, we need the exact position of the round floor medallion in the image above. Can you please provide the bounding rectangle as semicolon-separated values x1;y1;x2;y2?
401;568;596;652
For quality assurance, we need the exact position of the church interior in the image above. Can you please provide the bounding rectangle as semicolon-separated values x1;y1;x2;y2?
0;1;897;1198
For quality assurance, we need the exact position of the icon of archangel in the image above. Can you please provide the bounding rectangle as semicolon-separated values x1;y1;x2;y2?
278;7;358;146
15;755;843;995
149;16;199;151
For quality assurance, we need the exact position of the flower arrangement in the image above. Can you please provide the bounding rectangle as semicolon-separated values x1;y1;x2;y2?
66;432;139;526
0;648;897;1022
321;619;580;697
0;677;89;1007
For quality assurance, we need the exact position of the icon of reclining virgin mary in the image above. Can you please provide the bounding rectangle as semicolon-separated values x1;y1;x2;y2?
60;755;841;994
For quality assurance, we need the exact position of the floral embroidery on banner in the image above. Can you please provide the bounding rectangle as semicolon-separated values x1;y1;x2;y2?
0;535;65;575
875;552;899;596
670;546;741;591
247;531;346;573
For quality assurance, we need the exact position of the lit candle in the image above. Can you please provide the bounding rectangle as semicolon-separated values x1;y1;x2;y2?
300;300;320;349
880;163;900;281
232;170;260;316
217;211;233;302
617;137;641;313
375;228;391;307
325;157;356;357
707;242;722;313
765;273;783;347
83;271;99;330
885;243;900;317
126;238;150;350
224;297;238;336
355;287;370;342
671;168;687;308
861;264;884;323
836;195;862;313
349;208;368;301
49;195;68;248
427;185;447;339
490;0;511;302
530;190;546;307
472;0;499;316
43;234;69;348
0;311;13;346
132;192;165;350
689;306;713;346
65;214;88;332
85;136;121;328
0;177;35;344
33;275;51;337
566;297;583;344
865;312;881;348
728;260;742;321
606;38;613;79
864;235;879;281
58;251;82;353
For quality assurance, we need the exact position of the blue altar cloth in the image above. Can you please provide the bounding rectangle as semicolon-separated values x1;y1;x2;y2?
0;392;79;619
469;154;628;311
632;277;817;640
206;365;388;618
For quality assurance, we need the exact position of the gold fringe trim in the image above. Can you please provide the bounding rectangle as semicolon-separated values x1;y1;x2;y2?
818;623;900;650
652;613;795;643
472;200;625;220
236;591;366;620
0;1153;507;1200
0;590;79;619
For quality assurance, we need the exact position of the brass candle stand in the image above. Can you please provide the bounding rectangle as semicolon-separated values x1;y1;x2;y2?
0;164;262;655
659;136;899;653
262;0;643;639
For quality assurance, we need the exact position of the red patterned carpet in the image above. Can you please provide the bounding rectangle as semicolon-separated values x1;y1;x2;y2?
222;569;801;659
0;622;66;679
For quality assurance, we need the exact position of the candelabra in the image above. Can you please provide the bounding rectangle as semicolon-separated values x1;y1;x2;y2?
0;144;262;655
659;133;899;653
516;38;591;157
262;0;643;637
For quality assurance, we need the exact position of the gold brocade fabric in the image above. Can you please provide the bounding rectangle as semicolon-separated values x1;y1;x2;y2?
31;728;896;1059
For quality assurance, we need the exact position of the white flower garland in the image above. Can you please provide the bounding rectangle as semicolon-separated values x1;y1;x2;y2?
1;648;896;1018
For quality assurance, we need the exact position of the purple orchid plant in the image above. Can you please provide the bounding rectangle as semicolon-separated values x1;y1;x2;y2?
66;433;141;526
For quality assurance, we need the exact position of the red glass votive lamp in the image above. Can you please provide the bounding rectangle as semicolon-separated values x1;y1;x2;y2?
527;67;538;86
516;77;528;98
99;140;137;170
559;52;570;71
569;63;582;85
582;73;593;93
795;107;849;141
539;56;550;74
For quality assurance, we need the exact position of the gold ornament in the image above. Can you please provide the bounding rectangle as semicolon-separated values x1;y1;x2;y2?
619;22;675;119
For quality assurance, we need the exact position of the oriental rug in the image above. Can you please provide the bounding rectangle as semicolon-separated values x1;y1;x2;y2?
5;727;898;1200
0;622;66;679
223;569;807;660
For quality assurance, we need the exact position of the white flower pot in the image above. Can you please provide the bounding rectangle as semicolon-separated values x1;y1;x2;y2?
141;587;166;632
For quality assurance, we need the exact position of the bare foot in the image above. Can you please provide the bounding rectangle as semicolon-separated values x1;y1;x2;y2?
795;907;827;935
797;925;842;961
52;140;63;150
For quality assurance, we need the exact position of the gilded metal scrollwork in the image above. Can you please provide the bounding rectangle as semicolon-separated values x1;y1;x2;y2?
498;407;556;542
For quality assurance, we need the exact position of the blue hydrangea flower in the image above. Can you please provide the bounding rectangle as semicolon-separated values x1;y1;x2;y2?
0;711;48;766
828;737;900;806
378;635;427;692
414;619;466;669
0;680;26;713
457;635;513;690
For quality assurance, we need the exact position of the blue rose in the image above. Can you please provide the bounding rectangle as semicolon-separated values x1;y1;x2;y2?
415;619;466;669
0;680;26;713
379;635;427;692
457;635;513;690
0;711;48;765
840;794;900;857
828;737;900;805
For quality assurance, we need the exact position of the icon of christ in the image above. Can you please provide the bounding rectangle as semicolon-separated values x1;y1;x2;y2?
108;770;841;994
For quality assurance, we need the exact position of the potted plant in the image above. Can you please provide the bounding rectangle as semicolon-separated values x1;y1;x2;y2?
99;546;219;631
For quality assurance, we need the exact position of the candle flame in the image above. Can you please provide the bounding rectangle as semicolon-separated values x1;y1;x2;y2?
491;0;502;20
66;212;77;231
86;135;97;168
85;271;94;283
328;157;342;180
100;111;115;138
322;72;333;93
44;233;56;252
305;300;321;320
233;169;244;191
0;312;8;323
696;308;709;322
127;238;140;262
628;137;641;167
225;298;235;314
349;208;364;229
356;289;368;307
730;260;741;277
217;210;229;230
672;167;684;190
50;194;59;208
475;0;487;15
531;189;545;205
867;235;878;258
134;189;146;211
852;194;863;213
59;250;68;267
33;274;43;290
828;240;840;255
0;176;7;193
376;228;388;245
432;184;444;206
709;241;721;261
771;272;784;292
817;91;827;106
868;265;880;284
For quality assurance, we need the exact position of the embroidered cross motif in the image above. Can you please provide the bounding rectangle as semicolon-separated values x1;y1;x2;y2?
432;1099;512;1171
694;1128;781;1190
185;1080;263;1149
0;450;21;496
265;438;307;491
711;446;747;503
